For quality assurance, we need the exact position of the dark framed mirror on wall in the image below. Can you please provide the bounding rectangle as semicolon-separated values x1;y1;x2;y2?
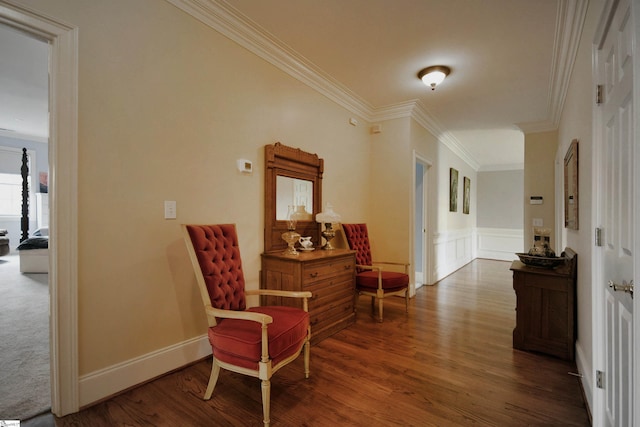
264;142;323;252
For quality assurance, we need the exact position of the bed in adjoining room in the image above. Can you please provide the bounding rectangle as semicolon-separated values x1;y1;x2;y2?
17;227;48;273
15;147;50;274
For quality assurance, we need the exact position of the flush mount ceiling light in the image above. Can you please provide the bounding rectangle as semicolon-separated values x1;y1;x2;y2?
418;65;451;90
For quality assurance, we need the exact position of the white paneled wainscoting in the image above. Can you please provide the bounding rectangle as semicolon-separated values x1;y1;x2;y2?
432;228;523;282
475;227;523;262
433;228;475;281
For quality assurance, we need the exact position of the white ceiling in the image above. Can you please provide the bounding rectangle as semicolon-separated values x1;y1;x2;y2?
0;1;588;170
218;0;586;171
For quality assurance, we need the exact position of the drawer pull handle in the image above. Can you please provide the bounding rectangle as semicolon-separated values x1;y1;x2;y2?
310;272;318;278
344;265;352;270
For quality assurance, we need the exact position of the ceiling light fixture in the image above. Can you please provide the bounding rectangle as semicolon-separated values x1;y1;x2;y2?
418;65;451;90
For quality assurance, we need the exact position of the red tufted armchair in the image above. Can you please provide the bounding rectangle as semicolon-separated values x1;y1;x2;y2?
182;224;312;427
342;223;409;322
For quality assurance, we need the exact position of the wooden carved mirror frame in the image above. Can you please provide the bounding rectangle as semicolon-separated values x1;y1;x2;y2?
564;139;579;230
264;142;323;252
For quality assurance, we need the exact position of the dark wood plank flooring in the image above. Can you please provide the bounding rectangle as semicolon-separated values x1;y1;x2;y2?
32;259;590;426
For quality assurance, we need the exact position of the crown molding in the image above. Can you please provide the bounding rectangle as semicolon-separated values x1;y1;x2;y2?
166;0;374;119
515;0;588;134
515;118;558;134
368;99;480;170
165;0;584;171
478;163;525;172
547;0;590;127
370;100;415;122
411;102;480;171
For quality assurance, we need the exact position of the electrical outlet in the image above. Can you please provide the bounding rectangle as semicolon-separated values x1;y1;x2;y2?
164;200;176;219
533;218;543;227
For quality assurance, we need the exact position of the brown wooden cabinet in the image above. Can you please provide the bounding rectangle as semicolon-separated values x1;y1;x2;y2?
261;249;356;344
510;249;577;360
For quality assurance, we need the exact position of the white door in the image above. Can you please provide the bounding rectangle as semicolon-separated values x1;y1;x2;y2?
594;0;636;425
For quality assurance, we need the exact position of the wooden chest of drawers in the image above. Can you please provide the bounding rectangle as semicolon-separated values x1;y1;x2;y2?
510;249;577;360
261;249;356;344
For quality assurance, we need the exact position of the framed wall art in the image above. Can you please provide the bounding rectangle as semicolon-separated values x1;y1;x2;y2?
564;139;579;229
463;177;470;214
449;168;458;212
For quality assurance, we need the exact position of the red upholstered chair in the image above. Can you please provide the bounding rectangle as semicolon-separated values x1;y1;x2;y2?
182;224;311;427
342;223;409;322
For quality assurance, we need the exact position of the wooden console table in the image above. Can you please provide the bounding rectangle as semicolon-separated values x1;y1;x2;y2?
510;248;577;360
261;249;356;344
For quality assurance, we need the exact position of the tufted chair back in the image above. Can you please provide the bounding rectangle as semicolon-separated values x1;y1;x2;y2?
342;223;373;271
184;224;246;311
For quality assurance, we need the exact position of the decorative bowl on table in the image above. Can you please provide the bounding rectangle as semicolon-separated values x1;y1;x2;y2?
515;253;566;269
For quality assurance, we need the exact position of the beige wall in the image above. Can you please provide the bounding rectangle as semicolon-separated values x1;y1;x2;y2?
366;117;412;263
523;130;558;251
15;0;376;375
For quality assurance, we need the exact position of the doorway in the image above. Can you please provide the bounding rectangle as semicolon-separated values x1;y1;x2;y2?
413;152;432;292
0;22;50;420
0;0;79;417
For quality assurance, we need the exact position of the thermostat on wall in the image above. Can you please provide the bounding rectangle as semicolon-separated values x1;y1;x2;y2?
530;196;543;205
237;159;252;173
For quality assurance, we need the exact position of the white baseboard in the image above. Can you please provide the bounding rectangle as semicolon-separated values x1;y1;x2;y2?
575;340;593;419
79;335;211;407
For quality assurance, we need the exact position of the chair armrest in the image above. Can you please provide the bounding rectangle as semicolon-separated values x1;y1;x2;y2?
373;261;409;267
246;289;312;312
205;305;273;325
372;261;410;274
355;264;380;271
246;289;312;299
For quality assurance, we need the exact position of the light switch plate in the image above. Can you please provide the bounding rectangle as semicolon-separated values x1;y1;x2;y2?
164;200;176;219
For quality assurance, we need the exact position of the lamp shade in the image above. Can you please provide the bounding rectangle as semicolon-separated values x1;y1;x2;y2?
316;203;341;223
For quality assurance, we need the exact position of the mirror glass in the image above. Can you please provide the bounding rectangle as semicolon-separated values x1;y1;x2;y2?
276;176;314;220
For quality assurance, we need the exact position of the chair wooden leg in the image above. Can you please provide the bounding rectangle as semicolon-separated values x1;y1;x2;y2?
303;339;310;379
405;289;409;313
204;359;220;400
261;379;271;427
377;297;383;322
370;296;375;313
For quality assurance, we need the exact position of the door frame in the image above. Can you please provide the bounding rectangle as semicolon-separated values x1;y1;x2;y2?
412;150;433;294
591;0;640;423
0;0;79;416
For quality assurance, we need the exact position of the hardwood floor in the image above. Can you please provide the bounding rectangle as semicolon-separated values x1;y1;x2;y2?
44;259;589;426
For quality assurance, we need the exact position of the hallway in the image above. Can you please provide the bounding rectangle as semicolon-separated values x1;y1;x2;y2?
36;258;589;426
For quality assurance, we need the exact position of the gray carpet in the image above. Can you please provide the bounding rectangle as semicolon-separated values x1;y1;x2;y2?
0;254;50;421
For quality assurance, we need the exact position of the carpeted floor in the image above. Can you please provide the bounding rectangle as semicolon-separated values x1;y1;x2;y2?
0;254;50;421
